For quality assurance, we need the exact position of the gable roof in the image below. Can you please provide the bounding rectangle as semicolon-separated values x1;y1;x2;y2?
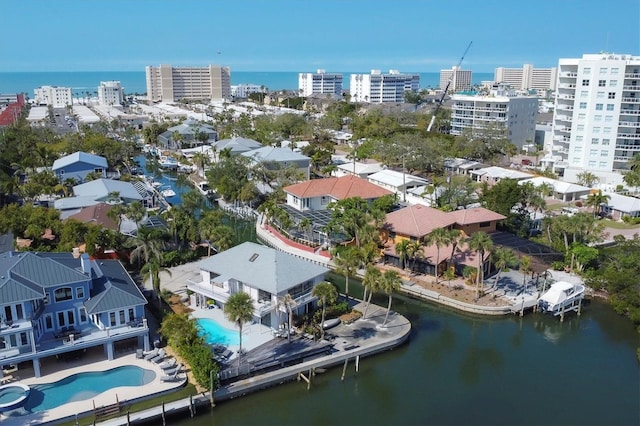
52;151;108;171
83;260;147;314
603;192;640;213
470;166;533;180
518;176;591;194
367;169;430;188
241;146;310;163
284;175;392;200
72;179;143;201
197;242;328;294
385;205;456;237
336;161;384;176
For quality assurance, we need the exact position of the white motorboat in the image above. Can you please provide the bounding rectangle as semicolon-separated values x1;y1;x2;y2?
161;188;177;198
537;281;585;316
158;156;179;170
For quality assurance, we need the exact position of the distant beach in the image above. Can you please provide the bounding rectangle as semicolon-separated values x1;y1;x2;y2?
0;71;493;96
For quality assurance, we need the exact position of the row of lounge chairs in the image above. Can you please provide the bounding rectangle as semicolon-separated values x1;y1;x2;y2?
139;348;185;383
210;344;233;363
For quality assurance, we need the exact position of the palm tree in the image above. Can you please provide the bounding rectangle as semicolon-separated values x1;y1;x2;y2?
407;239;424;272
537;182;554;198
224;292;255;368
362;266;381;319
447;229;463;270
395;239;411;270
425;227;451;284
128;227;167;269
141;257;172;308
380;270;402;327
585;190;610;218
443;268;456;287
277;293;298;343
331;246;362;301
467;231;494;300
312;281;338;339
492;247;518;291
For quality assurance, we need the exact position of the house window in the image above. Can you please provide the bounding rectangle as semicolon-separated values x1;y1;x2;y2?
601;150;608;157
76;287;85;299
602;139;610;145
20;333;27;346
611;68;619;75
321;196;329;205
594;115;602;122
604;127;612;134
580;90;589;98
599;68;607;74
590;149;598;156
479;221;490;228
578;113;586;120
592;138;599;144
119;310;126;324
54;287;73;302
44;292;50;305
605;116;613;122
128;308;135;321
608;92;616;99
609;80;617;87
579;102;587;109
94;168;103;174
596;91;604;99
599;162;607;168
598;80;606;87
593;127;601;133
576;135;583;142
574;147;582;154
109;312;116;327
44;314;53;330
606;104;614;111
79;307;87;323
577;124;585;131
595;104;603;110
582;79;590;86
589;160;597;167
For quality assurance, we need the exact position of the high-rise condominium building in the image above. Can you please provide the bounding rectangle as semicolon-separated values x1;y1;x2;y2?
450;84;538;150
439;66;472;92
34;86;73;108
145;64;231;103
494;64;557;91
298;70;343;97
350;70;420;103
231;84;265;99
540;53;640;185
98;81;124;106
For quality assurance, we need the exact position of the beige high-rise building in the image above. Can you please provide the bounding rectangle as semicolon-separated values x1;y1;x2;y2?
494;64;557;91
439;66;472;92
145;64;231;103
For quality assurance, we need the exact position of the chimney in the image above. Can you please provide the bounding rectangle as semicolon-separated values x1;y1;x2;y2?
80;253;91;274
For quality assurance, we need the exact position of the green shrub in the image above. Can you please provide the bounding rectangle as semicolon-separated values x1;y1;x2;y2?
551;261;565;271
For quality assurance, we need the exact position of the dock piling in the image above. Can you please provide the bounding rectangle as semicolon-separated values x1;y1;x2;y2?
341;358;348;381
161;402;166;426
355;355;360;373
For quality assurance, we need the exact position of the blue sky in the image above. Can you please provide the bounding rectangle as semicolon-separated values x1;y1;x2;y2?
2;0;638;72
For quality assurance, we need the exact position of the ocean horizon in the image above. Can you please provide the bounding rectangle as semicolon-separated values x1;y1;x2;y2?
0;71;494;97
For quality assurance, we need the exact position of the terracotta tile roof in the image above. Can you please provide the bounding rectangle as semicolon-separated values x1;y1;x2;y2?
447;207;506;225
385;205;506;238
384;240;480;268
384;205;456;238
284;175;392;200
67;203;118;231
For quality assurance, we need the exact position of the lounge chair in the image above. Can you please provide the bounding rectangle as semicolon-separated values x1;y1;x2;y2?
161;371;182;383
159;358;176;370
143;348;159;361
162;364;182;377
149;348;166;363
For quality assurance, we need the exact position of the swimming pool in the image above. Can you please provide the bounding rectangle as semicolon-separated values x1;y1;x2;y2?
21;365;155;413
197;318;241;346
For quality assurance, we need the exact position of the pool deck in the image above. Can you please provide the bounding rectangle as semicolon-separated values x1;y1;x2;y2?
191;304;275;358
1;351;186;426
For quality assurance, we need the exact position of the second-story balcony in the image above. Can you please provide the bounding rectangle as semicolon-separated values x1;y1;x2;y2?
186;278;231;304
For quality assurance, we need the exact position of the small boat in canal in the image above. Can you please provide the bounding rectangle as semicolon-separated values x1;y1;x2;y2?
537;281;585;316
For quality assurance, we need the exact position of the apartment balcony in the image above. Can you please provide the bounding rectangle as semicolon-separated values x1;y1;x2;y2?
623;85;640;91
552;145;569;154
555;115;573;122
555;126;571;132
615;143;640;150
624;73;640;78
619;121;640;127
557;94;576;100
620;109;640;115
558;83;577;89
622;98;640;103
561;72;578;78
556;104;574;111
617;133;640;139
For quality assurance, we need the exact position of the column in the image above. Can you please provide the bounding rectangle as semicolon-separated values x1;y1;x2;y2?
33;358;41;378
106;341;114;361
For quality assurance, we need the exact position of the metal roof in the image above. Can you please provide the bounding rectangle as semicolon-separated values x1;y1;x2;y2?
72;179;143;201
52;151;108;171
84;260;147;314
197;242;328;295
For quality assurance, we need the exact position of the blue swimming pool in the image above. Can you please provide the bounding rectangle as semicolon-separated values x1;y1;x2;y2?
21;365;155;413
197;318;240;346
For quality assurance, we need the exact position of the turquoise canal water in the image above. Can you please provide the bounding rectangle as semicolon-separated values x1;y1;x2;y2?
169;284;639;426
22;366;155;413
197;318;241;346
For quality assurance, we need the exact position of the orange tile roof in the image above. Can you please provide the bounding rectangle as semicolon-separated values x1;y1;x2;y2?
447;207;506;225
384;205;456;238
284;175;392;200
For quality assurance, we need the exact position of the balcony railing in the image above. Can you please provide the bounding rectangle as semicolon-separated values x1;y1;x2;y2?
557;94;576;99
624;73;640;78
617;133;640;139
619;121;640;127
615;144;640;150
561;72;578;77
186;279;231;303
622;98;640;103
620;109;640;115
623;85;640;91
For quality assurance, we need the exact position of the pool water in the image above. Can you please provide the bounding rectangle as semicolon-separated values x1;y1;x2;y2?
22;366;155;413
197;318;240;346
0;387;27;404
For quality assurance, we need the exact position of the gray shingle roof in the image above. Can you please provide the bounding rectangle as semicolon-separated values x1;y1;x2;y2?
197;242;328;294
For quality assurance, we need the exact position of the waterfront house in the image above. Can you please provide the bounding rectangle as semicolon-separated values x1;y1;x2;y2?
332;160;385;179
382;205;506;276
284;175;393;212
241;146;311;181
443;157;487;176
469;166;533;185
517;176;591;202
158;119;218;150
0;252;149;378
186;242;329;328
367;169;430;200
212;136;263;157
52;151;108;183
599;192;640;220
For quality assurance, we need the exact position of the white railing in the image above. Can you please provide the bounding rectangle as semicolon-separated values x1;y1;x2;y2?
623;85;640;91
622;98;640;103
619;121;640;127
617;133;640;139
620;109;640;115
186;279;231;303
624;73;640;78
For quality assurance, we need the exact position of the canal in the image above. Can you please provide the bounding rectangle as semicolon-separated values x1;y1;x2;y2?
169;278;640;426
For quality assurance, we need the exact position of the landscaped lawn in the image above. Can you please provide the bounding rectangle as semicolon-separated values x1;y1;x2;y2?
601;219;640;230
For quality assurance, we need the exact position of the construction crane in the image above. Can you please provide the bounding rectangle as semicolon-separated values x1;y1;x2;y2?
427;41;473;132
